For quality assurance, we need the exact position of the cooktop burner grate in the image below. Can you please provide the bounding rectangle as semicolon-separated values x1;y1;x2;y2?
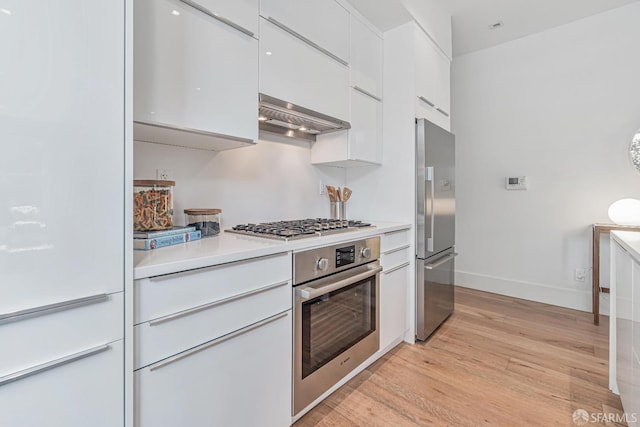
225;219;373;241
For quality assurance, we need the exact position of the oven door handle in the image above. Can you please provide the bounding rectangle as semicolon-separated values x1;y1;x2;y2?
296;265;383;301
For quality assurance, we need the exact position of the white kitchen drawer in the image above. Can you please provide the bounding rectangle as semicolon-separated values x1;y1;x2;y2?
190;0;259;36
381;246;411;271
135;252;291;324
0;292;123;378
136;311;291;427
381;229;411;253
259;17;349;122
260;0;348;63
0;339;123;427
135;280;290;368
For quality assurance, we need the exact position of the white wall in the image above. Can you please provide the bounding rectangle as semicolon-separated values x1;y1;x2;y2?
134;138;345;228
451;3;640;312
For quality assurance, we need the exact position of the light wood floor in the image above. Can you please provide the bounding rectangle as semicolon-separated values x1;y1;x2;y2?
294;287;624;426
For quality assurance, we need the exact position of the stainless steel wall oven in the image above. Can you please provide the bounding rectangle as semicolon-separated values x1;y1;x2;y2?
292;237;381;415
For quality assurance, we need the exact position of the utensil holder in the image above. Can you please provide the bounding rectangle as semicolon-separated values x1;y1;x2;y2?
330;201;346;220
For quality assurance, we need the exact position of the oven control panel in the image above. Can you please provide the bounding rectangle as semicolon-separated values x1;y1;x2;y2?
335;245;355;267
293;237;380;285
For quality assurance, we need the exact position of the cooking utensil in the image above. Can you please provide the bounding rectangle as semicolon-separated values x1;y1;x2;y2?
343;187;352;201
326;185;336;202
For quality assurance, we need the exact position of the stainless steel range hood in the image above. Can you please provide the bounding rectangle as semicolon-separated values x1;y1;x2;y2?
258;94;350;142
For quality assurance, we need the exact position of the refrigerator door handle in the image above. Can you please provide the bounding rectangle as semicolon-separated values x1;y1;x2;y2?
425;252;458;270
425;166;435;252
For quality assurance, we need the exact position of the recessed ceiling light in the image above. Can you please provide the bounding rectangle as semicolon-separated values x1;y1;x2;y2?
171;10;180;16
489;21;504;30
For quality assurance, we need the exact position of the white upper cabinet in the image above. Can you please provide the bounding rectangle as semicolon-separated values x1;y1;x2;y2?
260;0;349;64
310;12;382;167
134;0;259;150
350;15;383;99
311;89;382;167
0;1;126;425
192;0;259;35
259;17;349;121
415;26;451;131
1;0;125;312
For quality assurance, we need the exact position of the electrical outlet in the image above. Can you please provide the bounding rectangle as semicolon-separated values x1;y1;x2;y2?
319;181;327;196
156;168;173;181
574;268;586;282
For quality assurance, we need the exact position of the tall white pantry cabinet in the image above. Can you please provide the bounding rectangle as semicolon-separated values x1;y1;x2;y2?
0;1;131;426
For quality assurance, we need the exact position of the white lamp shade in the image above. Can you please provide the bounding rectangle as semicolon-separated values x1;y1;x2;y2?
608;198;640;225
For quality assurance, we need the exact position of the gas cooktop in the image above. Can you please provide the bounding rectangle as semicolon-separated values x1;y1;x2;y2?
225;218;373;241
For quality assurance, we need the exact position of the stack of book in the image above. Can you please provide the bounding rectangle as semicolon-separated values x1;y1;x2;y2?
134;226;202;250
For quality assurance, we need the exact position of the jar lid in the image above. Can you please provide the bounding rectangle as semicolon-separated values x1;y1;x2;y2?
134;179;176;187
184;208;222;215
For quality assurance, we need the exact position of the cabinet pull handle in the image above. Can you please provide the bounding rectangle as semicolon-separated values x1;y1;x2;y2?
425;253;458;270
353;86;382;102
383;262;410;275
436;107;450;117
382;244;410;255
266;17;349;67
149;311;289;372
148;281;289;326
179;0;255;37
418;96;435;107
0;293;109;326
0;344;110;387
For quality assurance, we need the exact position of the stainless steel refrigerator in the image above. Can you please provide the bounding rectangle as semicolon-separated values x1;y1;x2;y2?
416;118;457;341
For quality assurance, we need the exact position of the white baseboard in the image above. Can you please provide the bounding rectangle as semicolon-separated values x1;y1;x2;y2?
455;270;592;312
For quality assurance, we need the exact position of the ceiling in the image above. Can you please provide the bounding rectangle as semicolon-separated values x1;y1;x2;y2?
346;0;640;57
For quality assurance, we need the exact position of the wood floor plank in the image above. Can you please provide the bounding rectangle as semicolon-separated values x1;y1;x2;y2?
293;287;624;426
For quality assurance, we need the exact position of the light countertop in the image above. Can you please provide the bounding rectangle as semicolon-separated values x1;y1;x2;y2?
611;230;640;264
134;222;411;279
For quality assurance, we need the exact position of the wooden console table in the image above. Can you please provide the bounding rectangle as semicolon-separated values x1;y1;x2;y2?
592;223;640;325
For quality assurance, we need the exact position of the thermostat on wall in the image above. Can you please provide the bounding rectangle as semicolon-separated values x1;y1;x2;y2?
506;176;528;190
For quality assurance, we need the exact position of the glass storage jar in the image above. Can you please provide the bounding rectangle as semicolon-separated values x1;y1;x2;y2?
133;180;175;231
184;209;221;237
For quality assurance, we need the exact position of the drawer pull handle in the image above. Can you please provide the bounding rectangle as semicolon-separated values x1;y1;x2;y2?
149;312;289;372
383;262;410;275
382;244;410;255
418;96;435;107
0;344;110;387
425;253;458;270
353;86;382;102
0;293;109;326
148;281;289;326
179;0;255;37
436;107;450;117
266;17;349;67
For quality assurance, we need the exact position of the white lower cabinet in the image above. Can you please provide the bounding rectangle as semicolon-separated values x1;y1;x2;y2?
611;235;640;426
380;263;409;350
135;311;291;427
134;253;293;427
379;229;411;351
0;340;124;427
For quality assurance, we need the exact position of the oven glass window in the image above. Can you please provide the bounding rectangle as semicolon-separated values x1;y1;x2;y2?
301;275;376;379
